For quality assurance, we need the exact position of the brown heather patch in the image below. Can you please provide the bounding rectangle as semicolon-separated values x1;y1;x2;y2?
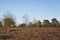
0;27;60;40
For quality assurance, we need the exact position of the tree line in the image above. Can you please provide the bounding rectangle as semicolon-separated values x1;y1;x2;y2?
0;13;60;28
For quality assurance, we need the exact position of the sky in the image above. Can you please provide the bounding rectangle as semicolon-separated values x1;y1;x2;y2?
0;0;60;24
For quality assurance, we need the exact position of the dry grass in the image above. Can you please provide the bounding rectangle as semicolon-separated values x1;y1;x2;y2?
0;27;60;40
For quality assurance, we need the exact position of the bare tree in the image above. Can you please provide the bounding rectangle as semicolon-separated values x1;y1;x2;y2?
22;14;30;28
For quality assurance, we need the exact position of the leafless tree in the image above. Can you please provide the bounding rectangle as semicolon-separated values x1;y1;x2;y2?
22;14;30;28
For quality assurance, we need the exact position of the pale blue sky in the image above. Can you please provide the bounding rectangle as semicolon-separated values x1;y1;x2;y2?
0;0;60;24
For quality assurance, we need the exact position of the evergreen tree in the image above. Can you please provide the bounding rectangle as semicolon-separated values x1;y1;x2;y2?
51;18;60;27
0;21;3;27
3;13;16;28
43;20;51;27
